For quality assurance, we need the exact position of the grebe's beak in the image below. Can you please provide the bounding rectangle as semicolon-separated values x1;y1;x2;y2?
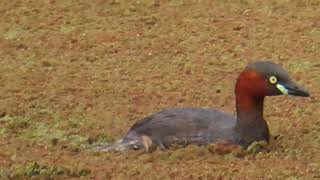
276;80;310;97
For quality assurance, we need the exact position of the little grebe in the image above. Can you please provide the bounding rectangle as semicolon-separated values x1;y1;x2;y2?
99;61;310;152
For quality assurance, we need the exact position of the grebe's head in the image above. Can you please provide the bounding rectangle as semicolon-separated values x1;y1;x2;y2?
236;61;310;97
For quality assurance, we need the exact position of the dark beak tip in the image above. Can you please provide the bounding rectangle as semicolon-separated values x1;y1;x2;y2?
291;89;310;97
284;80;310;97
303;91;310;97
298;87;310;97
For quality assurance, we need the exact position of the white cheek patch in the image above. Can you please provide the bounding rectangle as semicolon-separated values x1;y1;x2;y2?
276;84;289;95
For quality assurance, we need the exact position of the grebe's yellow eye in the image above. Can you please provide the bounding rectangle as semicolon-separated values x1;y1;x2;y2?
269;76;277;84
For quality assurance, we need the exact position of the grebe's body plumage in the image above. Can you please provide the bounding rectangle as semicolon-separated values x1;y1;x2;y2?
126;108;237;148
99;61;309;152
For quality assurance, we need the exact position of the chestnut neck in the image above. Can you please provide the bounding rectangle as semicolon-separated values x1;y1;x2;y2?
233;70;269;146
235;93;265;126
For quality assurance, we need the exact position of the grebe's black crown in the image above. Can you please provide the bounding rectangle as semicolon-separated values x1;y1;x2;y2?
246;61;290;81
